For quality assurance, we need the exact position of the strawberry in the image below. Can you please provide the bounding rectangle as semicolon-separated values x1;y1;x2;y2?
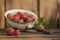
6;28;14;36
25;17;32;22
7;13;11;17
17;12;23;15
18;12;28;19
13;15;20;22
17;12;25;18
32;17;36;21
7;13;14;20
9;16;14;21
17;12;29;19
20;14;26;19
14;29;21;36
38;25;45;30
23;15;28;19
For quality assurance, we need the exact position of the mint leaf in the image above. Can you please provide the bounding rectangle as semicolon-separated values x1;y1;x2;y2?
38;17;44;24
34;23;39;27
34;17;44;27
34;17;53;30
43;22;53;30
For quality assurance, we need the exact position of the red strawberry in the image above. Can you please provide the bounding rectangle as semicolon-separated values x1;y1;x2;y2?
14;29;21;36
17;12;21;17
7;13;14;20
17;12;25;18
25;17;32;22
9;16;14;21
17;12;29;19
38;25;45;30
7;13;11;17
20;14;26;19
17;12;23;15
6;28;14;36
23;15;28;19
13;15;20;22
32;17;36;21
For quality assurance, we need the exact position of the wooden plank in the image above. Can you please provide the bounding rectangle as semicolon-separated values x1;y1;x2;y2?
58;0;60;28
0;29;60;40
5;0;38;27
1;38;60;40
0;34;60;38
40;0;58;28
0;29;60;38
6;0;37;14
0;0;5;29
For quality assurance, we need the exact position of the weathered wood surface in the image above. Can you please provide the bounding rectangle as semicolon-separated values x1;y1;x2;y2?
59;0;60;28
0;0;5;29
6;0;38;14
40;0;58;28
0;29;60;40
0;38;60;40
0;29;60;38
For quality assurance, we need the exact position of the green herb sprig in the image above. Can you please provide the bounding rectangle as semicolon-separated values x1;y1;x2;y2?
34;17;53;30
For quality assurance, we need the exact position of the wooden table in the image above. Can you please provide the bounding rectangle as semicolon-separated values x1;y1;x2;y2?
0;29;60;40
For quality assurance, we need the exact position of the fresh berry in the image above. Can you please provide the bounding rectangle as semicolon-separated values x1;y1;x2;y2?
32;17;36;21
7;13;14;20
13;15;20;22
18;13;28;19
7;12;36;23
17;12;23;15
20;14;26;19
14;29;21;36
9;16;14;21
23;15;28;19
7;13;11;17
25;17;32;22
38;25;45;30
17;12;25;18
6;28;14;36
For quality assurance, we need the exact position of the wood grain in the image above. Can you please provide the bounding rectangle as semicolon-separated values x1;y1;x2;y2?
58;0;60;28
6;0;37;14
0;38;58;40
40;0;58;28
0;29;60;40
0;0;5;29
0;29;60;38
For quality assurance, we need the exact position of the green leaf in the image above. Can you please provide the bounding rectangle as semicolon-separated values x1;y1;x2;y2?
34;17;53;30
34;22;39;27
43;22;53;30
38;17;44;24
34;17;44;27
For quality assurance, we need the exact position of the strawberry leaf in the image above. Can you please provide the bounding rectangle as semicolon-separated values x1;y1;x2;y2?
34;17;53;30
43;22;53;30
38;17;44;24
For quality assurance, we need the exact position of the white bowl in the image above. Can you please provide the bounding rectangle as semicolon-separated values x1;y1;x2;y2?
5;9;38;30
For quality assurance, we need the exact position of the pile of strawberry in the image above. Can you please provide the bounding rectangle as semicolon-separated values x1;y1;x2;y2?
6;25;45;36
6;28;21;36
7;12;36;23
